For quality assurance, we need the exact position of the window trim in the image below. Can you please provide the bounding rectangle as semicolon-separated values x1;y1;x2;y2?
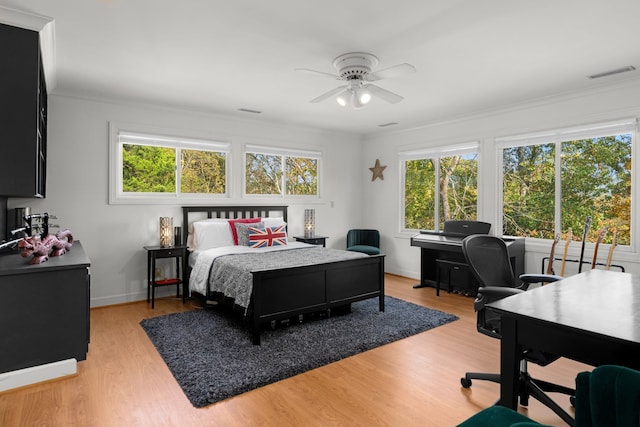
495;118;637;148
243;143;322;199
109;122;231;205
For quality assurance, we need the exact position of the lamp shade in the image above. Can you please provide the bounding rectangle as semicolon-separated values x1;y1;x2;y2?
357;86;372;104
352;88;369;109
159;217;174;247
336;90;351;107
337;83;372;109
304;209;315;238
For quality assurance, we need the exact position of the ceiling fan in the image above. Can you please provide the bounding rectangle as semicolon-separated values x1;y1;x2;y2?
297;52;416;109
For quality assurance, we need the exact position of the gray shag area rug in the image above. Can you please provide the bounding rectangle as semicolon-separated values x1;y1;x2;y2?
140;296;458;408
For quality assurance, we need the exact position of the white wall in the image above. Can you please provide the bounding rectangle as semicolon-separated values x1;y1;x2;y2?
9;95;364;306
10;79;640;306
363;79;640;281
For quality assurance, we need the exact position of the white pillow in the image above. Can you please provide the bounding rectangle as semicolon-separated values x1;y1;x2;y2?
262;217;286;228
187;218;228;250
191;220;235;250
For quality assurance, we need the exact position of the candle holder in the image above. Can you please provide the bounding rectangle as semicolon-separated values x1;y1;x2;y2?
304;209;315;238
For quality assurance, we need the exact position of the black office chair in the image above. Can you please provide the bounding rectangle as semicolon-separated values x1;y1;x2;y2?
346;229;380;255
461;235;575;425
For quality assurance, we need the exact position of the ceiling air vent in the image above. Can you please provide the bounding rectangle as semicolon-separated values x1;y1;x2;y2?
588;66;636;80
378;122;398;127
238;108;262;114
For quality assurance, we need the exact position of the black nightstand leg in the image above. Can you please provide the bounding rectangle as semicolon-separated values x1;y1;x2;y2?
146;253;151;303
175;257;180;298
151;255;156;309
181;257;187;303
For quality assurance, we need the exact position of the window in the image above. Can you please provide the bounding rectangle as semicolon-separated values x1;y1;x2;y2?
400;142;480;231
497;119;634;245
244;145;320;197
110;125;230;204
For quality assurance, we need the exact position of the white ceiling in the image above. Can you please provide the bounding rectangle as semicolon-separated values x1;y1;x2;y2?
4;0;640;136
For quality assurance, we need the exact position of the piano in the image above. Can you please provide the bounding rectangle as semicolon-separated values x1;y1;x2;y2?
410;230;525;292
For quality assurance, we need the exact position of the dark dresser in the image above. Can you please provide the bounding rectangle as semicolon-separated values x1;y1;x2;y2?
0;241;90;373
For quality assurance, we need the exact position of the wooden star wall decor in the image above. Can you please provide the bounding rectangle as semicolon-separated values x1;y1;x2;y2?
369;159;386;181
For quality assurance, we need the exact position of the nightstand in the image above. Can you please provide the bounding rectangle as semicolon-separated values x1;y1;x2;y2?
143;245;187;308
294;235;328;247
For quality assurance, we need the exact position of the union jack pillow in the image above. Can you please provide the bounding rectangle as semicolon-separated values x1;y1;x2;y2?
248;225;288;248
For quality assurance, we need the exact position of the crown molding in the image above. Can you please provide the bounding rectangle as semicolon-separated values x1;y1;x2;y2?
0;6;56;91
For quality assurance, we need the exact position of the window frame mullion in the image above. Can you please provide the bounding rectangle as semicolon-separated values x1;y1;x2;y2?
554;141;562;236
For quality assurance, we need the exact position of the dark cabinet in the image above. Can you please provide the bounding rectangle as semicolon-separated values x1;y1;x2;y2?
0;23;47;197
0;242;90;374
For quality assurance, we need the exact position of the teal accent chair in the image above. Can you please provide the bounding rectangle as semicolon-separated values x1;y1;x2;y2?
456;365;640;427
346;229;380;255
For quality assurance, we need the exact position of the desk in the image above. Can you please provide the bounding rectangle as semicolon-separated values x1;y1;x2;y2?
488;269;640;415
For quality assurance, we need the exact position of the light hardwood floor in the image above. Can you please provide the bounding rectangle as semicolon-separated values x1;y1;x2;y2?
0;274;588;426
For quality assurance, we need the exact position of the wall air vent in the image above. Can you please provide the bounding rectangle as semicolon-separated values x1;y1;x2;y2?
238;108;262;114
588;66;636;80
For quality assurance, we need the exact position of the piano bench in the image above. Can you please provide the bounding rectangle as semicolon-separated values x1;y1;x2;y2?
435;259;474;296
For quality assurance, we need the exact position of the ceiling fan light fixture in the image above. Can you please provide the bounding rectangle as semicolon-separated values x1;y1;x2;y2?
357;87;372;105
338;82;371;109
336;91;350;107
352;96;365;109
302;52;413;108
352;88;369;109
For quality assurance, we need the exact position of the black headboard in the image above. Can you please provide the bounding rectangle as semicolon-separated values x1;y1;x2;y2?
181;205;288;246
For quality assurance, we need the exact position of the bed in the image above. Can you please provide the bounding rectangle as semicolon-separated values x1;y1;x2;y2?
182;205;385;344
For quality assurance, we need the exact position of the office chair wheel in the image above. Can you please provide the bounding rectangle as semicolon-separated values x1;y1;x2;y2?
461;377;472;388
570;395;576;407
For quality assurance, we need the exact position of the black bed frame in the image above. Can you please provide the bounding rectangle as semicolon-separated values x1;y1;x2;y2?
182;205;385;344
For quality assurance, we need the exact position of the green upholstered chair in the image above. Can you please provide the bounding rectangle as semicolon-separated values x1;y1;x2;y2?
574;365;640;427
346;229;380;255
457;405;548;427
456;365;640;427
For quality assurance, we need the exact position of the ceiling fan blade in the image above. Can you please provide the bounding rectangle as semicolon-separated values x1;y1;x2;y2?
296;68;341;80
365;84;404;104
309;85;348;103
366;63;416;81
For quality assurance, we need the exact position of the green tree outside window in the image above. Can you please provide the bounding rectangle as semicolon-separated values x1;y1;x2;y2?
404;154;478;230
245;151;318;196
181;149;226;194
122;144;175;193
502;134;631;245
122;143;227;195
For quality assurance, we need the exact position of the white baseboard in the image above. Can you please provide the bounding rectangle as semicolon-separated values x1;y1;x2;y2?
90;287;177;307
0;359;77;392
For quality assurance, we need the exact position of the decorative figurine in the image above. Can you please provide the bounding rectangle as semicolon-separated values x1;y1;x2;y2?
18;229;74;264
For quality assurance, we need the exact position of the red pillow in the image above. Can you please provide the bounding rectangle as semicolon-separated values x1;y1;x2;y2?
228;218;261;245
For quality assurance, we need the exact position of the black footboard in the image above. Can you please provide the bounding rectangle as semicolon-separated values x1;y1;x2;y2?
250;254;385;344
